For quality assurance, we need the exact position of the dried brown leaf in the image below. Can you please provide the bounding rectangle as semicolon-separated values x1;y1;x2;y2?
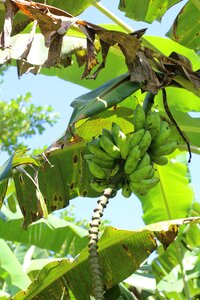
17;59;41;77
20;19;37;60
0;0;18;49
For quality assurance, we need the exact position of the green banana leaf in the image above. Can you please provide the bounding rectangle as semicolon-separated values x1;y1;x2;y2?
0;239;31;292
68;73;140;130
118;0;181;23
0;214;88;257
138;159;194;224
0;180;9;209
12;218;199;300
167;1;200;54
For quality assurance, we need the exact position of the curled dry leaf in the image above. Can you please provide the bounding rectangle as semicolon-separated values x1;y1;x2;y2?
0;0;199;94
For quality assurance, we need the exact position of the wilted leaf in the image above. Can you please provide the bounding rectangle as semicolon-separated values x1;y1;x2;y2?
0;0;18;48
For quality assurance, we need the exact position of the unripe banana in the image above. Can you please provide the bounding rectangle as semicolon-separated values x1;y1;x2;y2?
130;177;160;195
121;181;132;198
133;104;146;131
145;111;161;139
129;183;149;195
129;165;154;182
90;179;109;192
102;128;114;142
150;154;168;166
151;121;171;147
111;123;130;159
138;130;152;157
87;159;107;179
129;128;145;149
124;145;141;175
84;154;115;169
137;152;151;169
150;141;177;156
99;134;121;159
87;140;114;161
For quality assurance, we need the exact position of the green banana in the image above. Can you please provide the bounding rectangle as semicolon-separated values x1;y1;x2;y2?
137;152;151;169
130;177;160;195
129;165;154;182
124;145;141;175
90;179;109;192
133;104;146;131
84;154;115;169
145;111;161;139
121;181;132;198
151;121;171;147
102;128;114;142
87;159;107;179
87;140;115;161
150;141;177;156
138;130;152;157
111;123;130;159
129;128;145;148
99;134;121;159
150;154;168;166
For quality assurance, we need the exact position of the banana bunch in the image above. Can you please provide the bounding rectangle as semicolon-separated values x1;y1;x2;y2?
85;104;178;196
145;110;178;166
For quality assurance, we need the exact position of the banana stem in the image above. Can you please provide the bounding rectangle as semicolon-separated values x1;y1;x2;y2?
88;0;133;33
142;92;155;115
88;188;113;300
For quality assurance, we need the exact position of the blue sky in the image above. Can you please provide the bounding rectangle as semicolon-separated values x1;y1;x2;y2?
1;0;199;229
